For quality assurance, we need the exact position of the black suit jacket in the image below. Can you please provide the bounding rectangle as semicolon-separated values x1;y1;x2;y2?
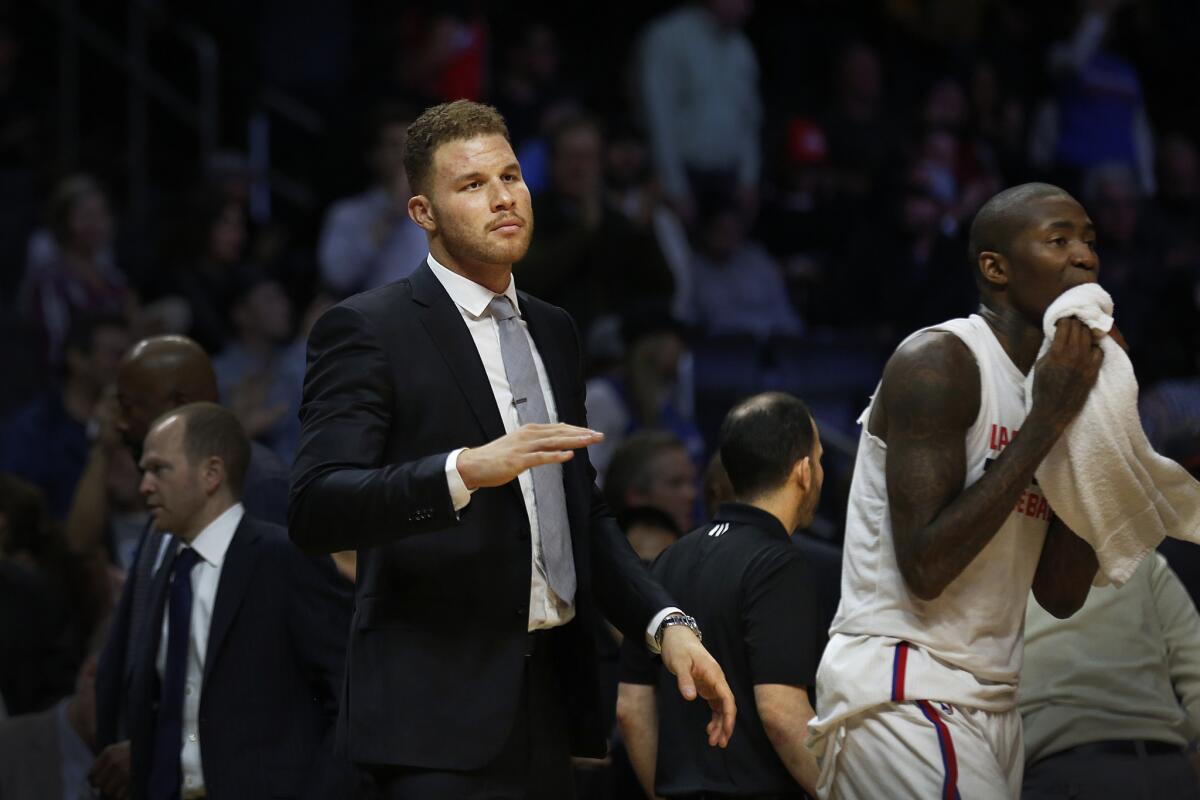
128;515;351;800
289;263;673;769
96;444;289;751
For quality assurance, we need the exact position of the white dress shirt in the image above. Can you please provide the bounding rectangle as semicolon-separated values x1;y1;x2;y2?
427;255;679;647
156;502;244;798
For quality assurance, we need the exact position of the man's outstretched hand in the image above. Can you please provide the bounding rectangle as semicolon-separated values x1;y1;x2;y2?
659;624;737;747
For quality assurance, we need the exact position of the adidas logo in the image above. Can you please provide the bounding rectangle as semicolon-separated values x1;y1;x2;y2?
707;523;730;537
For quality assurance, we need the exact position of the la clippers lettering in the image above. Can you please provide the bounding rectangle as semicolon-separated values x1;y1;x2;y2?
986;424;1053;522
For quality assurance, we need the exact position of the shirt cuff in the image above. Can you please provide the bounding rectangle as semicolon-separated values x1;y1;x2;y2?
645;607;685;655
445;448;474;512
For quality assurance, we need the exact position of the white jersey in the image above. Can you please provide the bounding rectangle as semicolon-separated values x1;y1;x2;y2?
813;314;1052;733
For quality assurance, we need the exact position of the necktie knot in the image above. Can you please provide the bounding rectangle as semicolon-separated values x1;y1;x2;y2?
173;546;201;577
486;295;518;322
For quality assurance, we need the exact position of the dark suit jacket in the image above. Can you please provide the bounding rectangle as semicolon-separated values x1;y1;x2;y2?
128;515;351;800
96;444;289;751
289;263;673;770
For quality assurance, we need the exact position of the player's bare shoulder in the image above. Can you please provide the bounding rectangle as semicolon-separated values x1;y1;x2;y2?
869;330;981;443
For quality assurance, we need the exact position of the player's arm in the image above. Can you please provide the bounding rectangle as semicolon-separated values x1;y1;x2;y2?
884;322;1098;600
616;682;660;799
1031;515;1097;617
754;684;820;796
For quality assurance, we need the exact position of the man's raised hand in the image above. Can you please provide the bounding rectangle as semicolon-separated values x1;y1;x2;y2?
456;423;603;489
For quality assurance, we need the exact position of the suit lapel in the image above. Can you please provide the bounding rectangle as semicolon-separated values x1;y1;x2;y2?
409;264;507;443
202;518;263;689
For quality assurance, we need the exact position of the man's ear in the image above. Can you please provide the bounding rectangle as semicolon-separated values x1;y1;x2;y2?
409;194;436;233
979;250;1009;290
795;456;812;494
202;456;226;497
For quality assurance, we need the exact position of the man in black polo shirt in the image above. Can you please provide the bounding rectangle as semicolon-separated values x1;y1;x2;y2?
617;391;826;799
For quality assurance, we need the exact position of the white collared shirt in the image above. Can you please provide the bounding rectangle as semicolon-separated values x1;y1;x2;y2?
156;502;244;796
428;254;572;632
427;255;679;648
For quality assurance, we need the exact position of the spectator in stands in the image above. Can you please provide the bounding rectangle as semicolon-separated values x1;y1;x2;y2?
836;170;975;340
822;41;895;204
1;313;129;518
517;113;674;335
63;385;148;573
603;431;698;534
1030;0;1155;193
213;271;303;464
167;188;251;354
619;505;683;565
0;475;77;716
20;175;133;365
493;21;571;150
0;629;104;798
605;124;695;321
689;205;803;339
318;102;429;296
586;308;705;477
1080;162;1169;375
1020;553;1200;799
639;0;762;225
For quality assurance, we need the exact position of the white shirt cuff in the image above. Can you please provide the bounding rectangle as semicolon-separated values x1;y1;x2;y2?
445;448;474;512
645;607;684;654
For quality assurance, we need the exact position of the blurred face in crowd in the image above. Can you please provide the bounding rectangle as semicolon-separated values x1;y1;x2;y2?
796;419;825;529
708;0;753;28
1158;135;1198;200
374;122;410;187
628;446;697;533
233;280;293;344
512;23;558;82
67;189;113;256
552;123;603;202
412;134;534;275
117;362;178;458
1092;176;1139;247
66;324;131;391
701;209;746;263
838;44;882;108
924;78;968;132
139;416;207;538
208;202;247;265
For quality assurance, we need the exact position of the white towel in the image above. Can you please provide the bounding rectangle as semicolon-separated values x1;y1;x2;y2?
1024;283;1200;586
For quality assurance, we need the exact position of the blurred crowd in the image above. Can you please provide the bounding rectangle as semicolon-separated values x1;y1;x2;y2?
4;0;1200;796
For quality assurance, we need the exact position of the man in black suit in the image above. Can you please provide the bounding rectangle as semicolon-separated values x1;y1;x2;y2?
90;335;291;799
128;402;350;799
289;99;735;799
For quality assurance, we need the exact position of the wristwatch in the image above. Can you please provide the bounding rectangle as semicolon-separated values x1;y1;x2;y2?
655;613;702;649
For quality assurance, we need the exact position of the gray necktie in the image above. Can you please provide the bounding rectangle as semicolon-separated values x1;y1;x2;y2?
486;295;576;603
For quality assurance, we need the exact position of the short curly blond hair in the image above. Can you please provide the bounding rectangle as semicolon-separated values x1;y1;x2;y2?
403;100;511;195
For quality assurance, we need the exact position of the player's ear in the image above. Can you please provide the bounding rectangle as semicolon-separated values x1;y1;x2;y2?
409;194;436;233
978;250;1009;290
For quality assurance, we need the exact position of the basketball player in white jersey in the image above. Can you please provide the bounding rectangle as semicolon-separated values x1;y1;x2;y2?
809;183;1106;799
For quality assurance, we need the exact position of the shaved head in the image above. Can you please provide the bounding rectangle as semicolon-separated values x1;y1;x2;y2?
967;183;1072;269
117;335;219;457
122;335;219;399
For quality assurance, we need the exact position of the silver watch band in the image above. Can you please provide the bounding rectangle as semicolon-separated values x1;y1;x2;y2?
655;613;702;648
